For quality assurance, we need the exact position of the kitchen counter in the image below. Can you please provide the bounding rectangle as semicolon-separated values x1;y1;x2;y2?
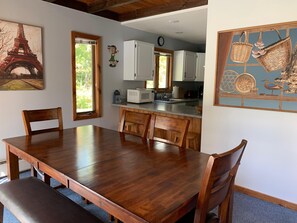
116;100;203;150
113;100;202;118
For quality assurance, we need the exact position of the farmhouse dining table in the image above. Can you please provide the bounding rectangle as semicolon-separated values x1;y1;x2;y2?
3;125;209;223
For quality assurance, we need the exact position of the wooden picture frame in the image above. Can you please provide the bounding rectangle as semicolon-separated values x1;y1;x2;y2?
0;19;44;90
215;21;297;113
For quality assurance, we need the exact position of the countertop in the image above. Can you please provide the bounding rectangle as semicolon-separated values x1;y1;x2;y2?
113;100;202;118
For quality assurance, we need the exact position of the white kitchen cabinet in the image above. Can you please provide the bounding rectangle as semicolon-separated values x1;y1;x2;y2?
173;50;197;81
123;40;155;81
195;53;205;81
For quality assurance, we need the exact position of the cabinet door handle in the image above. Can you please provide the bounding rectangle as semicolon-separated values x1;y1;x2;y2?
152;70;154;78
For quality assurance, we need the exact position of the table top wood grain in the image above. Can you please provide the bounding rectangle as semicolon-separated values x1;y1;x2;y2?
3;125;209;223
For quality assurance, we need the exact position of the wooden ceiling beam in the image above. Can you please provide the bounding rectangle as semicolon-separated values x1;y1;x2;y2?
42;0;88;12
118;0;208;21
93;10;120;21
42;0;208;22
88;0;140;14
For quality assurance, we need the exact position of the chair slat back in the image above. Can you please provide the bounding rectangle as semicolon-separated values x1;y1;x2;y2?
22;107;63;135
149;114;190;148
118;110;151;142
194;139;247;223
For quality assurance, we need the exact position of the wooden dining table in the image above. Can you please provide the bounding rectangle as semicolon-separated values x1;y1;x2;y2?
3;125;209;223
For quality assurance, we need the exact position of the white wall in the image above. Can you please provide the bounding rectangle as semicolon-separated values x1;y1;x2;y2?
0;0;199;170
203;0;297;204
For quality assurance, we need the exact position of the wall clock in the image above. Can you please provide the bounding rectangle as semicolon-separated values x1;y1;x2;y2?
157;36;165;46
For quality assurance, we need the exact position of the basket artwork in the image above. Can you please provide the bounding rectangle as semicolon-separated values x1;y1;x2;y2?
230;31;253;63
255;29;292;72
215;22;297;113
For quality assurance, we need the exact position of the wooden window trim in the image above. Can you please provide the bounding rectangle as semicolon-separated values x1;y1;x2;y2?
146;47;173;93
71;31;102;121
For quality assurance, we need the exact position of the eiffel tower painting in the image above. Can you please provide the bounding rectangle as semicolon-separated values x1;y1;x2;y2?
0;20;44;90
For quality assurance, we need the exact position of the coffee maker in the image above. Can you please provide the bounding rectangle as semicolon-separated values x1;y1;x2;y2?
113;90;121;104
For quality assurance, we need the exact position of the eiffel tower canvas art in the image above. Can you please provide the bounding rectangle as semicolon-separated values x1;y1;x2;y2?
0;19;43;90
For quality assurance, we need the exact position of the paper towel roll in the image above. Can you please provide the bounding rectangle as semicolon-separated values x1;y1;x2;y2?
172;86;179;98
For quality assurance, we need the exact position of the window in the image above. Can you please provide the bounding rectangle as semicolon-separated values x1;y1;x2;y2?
71;31;102;120
146;48;173;92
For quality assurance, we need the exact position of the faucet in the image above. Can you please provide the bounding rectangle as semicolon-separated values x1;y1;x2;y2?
161;93;170;101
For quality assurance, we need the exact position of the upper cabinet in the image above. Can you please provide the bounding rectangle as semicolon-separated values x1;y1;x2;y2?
195;53;205;81
173;50;205;82
173;50;197;81
124;40;155;81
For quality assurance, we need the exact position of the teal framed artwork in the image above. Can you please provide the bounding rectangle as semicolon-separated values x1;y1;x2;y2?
215;21;297;113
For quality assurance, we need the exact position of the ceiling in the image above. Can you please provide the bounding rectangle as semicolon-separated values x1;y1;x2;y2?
42;0;208;44
122;6;207;44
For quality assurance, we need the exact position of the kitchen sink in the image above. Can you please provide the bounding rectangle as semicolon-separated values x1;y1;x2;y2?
154;98;200;104
154;99;177;104
169;98;190;103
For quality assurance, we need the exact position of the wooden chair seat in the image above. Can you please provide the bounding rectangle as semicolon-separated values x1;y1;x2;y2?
0;177;102;223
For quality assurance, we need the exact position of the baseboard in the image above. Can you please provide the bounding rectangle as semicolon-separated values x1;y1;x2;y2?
234;185;297;212
0;160;30;178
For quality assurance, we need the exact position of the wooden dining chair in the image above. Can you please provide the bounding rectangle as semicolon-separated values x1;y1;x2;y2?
177;139;247;223
148;114;190;148
118;110;151;143
22;107;63;186
22;107;63;136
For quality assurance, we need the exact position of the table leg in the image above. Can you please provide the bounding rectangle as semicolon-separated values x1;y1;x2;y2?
6;145;19;180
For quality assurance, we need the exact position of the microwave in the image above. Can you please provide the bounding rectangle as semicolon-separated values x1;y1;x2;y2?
127;89;154;103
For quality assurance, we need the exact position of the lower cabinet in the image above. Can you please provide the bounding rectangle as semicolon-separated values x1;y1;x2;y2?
119;107;201;151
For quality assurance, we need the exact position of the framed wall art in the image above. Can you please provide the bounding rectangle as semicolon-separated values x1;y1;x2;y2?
215;21;297;113
0;19;43;90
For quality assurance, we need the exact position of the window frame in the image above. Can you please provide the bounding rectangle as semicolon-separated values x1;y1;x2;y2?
146;47;173;93
71;31;102;121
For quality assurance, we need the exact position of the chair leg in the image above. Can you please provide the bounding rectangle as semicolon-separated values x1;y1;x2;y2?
114;218;121;223
43;173;51;185
108;214;114;222
34;166;64;189
227;191;234;223
219;192;233;223
0;202;4;223
82;197;91;204
108;214;122;223
33;167;51;185
30;165;37;177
